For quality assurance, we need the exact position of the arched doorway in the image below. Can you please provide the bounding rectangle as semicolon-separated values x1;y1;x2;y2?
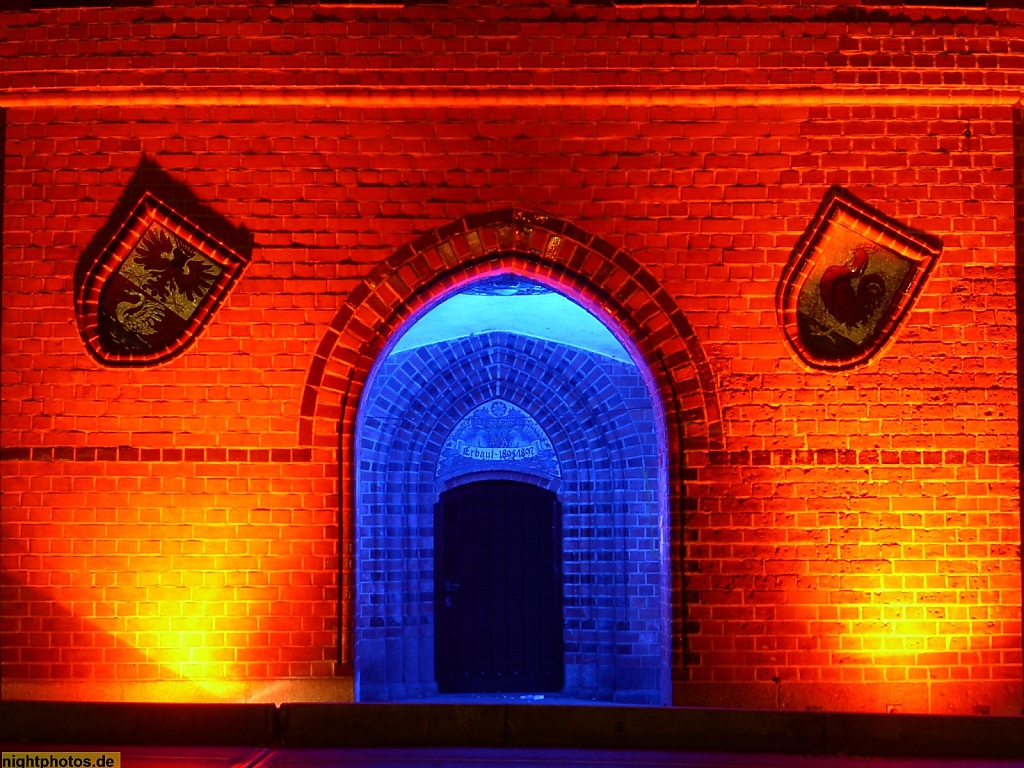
355;277;668;704
303;209;725;706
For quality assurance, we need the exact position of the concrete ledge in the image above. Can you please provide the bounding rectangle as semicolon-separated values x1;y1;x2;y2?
0;701;276;746
823;711;1024;758
504;705;822;753
285;705;1024;758
1;701;1022;758
280;703;505;748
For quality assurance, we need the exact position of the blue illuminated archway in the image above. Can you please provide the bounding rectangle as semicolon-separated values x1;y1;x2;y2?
354;278;670;705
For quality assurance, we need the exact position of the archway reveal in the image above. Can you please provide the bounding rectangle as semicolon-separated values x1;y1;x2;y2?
302;209;724;685
358;330;662;702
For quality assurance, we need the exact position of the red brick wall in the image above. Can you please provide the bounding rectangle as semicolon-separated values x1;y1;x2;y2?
1;0;1021;713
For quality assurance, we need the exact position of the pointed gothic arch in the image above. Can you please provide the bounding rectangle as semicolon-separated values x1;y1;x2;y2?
302;209;724;689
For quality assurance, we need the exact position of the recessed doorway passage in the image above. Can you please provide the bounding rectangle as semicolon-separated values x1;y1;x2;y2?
354;274;669;705
435;480;564;694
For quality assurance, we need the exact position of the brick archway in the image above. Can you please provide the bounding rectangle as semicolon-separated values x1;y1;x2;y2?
302;209;723;675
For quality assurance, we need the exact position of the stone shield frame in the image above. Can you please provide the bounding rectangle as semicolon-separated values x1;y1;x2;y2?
76;192;249;367
300;209;724;682
777;188;942;371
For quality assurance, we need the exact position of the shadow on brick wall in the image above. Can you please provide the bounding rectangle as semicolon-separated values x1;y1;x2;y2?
0;565;165;684
71;156;254;304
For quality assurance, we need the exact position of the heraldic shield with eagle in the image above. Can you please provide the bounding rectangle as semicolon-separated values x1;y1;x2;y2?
77;194;248;366
778;188;941;371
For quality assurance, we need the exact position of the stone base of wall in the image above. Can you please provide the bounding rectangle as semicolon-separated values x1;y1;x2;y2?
6;677;1021;716
0;678;355;705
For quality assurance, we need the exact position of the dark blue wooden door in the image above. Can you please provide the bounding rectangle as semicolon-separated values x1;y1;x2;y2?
435;480;563;694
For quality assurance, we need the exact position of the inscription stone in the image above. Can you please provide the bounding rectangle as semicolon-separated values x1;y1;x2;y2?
437;399;560;481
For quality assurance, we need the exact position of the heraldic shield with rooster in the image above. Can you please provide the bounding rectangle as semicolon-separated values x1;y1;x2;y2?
78;194;247;366
778;189;940;370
